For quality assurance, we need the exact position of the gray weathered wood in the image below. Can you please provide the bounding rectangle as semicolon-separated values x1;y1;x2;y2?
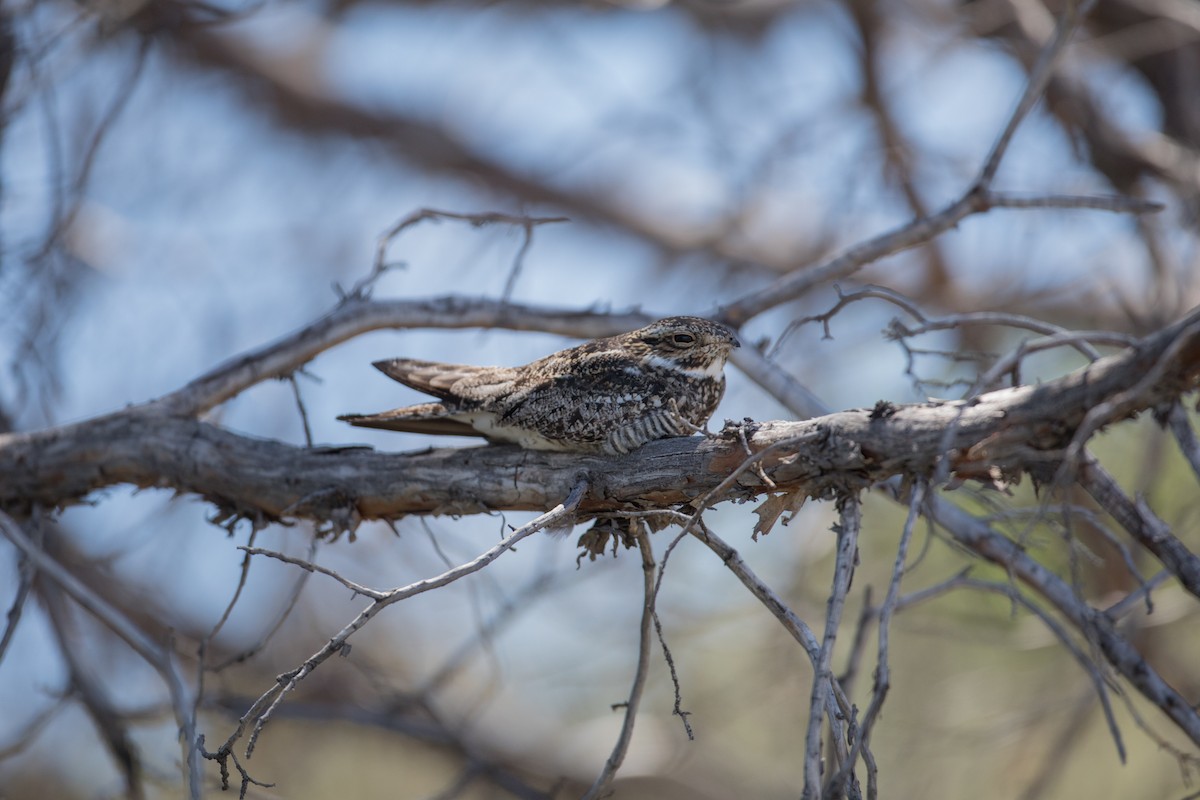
3;305;1198;530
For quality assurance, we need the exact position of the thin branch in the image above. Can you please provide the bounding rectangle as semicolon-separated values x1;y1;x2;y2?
647;520;695;740
775;283;1117;363
285;373;313;447
802;495;861;800
829;481;925;800
1167;403;1200;481
975;0;1098;186
719;0;1108;327
688;523;855;772
0;514;38;665
650;608;694;741
1059;316;1200;479
208;537;317;672
963;329;1136;396
926;495;1200;746
0;511;202;800
239;545;386;599
1076;457;1200;600
581;528;657;800
962;577;1126;762
368;208;568;299
501;214;566;302
208;479;588;784
195;523;264;730
984;192;1164;213
1104;570;1172;620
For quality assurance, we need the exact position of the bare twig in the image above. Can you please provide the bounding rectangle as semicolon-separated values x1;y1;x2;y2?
718;0;1108;327
367;208;568;300
582;528;657;800
803;495;861;800
210;479;588;783
0;512;38;666
1104;570;1172;620
984;192;1164;213
974;0;1098;187
1167;403;1200;481
689;523;855;773
208;537;317;672
501;214;567;301
773;283;1113;363
646;520;696;741
650;609;694;741
1077;457;1200;600
0;511;202;800
196;523;263;726
829;481;925;800
240;544;385;599
1058;316;1200;481
926;495;1200;745
285;373;314;447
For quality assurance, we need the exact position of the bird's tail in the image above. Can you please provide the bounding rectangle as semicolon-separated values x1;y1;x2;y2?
337;402;480;437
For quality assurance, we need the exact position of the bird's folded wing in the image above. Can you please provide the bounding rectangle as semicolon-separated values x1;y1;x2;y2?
337;402;480;437
371;358;516;401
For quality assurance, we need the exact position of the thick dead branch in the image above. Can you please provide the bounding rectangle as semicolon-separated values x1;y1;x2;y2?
5;306;1200;526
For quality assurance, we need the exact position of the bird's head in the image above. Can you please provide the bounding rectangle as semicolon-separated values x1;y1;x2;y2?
626;316;741;376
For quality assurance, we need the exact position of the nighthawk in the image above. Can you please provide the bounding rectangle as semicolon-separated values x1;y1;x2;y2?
338;316;740;454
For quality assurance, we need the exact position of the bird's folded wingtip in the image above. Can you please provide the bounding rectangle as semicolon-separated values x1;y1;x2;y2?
371;358;399;373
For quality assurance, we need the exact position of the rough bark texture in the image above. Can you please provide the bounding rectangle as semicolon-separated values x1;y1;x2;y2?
5;306;1199;531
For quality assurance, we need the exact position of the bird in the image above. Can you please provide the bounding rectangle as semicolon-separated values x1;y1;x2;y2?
338;316;740;455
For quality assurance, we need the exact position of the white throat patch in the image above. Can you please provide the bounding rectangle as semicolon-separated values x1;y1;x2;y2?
643;353;726;379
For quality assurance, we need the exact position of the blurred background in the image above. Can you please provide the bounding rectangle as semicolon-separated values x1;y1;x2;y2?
1;0;1199;798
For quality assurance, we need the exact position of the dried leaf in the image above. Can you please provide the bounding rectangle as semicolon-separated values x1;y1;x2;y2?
752;491;807;540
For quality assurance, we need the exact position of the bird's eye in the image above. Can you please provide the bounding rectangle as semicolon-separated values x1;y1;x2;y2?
671;333;696;346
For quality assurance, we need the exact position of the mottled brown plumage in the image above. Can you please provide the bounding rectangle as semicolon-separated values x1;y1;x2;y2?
338;317;740;454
